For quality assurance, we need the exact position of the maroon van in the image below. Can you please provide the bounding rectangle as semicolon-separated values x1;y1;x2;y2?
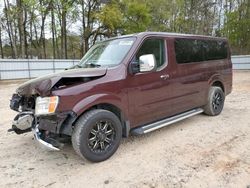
9;32;232;162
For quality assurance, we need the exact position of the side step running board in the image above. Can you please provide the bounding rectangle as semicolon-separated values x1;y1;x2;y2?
131;108;204;135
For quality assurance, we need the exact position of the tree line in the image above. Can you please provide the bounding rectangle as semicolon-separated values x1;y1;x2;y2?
0;0;249;59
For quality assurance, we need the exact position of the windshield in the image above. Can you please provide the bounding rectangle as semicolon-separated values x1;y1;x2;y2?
78;37;136;68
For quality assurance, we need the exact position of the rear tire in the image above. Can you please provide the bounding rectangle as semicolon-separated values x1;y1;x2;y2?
72;109;122;162
204;86;225;116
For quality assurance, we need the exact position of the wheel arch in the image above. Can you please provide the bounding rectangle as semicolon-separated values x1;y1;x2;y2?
212;80;225;92
72;94;130;137
208;74;225;92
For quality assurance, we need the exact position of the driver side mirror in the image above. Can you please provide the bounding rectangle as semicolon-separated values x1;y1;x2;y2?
139;54;157;72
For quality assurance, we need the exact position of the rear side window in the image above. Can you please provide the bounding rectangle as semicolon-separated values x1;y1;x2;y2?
175;38;228;64
136;39;165;68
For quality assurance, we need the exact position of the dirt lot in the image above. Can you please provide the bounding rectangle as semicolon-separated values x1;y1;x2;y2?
0;71;249;188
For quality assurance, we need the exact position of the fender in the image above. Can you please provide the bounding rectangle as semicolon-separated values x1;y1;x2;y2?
202;74;225;101
207;73;224;87
72;93;129;120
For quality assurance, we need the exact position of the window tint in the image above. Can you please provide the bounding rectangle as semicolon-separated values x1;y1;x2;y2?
175;38;228;64
136;39;165;68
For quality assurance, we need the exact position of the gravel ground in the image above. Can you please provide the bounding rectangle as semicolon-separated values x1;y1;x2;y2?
0;71;249;188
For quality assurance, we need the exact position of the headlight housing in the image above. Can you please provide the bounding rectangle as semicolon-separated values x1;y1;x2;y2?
35;96;59;115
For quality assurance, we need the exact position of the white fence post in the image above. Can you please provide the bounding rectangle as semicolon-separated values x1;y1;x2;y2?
52;59;55;73
27;59;31;79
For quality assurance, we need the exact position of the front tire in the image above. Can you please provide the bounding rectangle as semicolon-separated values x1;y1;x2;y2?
72;109;122;162
204;86;225;116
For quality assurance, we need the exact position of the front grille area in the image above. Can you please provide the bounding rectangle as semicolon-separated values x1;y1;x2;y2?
10;94;36;112
23;96;36;110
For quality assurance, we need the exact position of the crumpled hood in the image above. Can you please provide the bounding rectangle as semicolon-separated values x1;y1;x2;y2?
16;68;107;96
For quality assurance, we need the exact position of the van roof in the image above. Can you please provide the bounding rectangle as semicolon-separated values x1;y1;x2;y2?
116;32;227;40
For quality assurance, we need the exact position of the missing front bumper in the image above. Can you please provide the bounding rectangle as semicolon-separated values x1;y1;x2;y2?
11;112;61;151
10;109;74;151
32;124;60;151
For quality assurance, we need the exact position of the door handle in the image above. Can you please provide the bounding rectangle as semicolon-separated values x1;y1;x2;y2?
160;74;169;80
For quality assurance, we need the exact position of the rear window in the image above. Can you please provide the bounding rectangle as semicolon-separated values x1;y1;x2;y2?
175;38;228;64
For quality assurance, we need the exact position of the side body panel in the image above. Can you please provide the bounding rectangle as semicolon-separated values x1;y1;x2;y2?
163;38;207;115
52;33;232;130
126;35;232;128
126;38;174;127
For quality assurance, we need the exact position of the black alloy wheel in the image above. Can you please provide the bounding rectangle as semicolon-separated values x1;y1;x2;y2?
72;109;122;162
212;92;223;111
88;120;115;153
204;86;225;116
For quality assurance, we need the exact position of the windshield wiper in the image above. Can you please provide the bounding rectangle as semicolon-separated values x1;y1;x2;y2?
65;64;82;70
85;62;101;68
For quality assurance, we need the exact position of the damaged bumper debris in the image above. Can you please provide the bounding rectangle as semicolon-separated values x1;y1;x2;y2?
32;124;60;151
11;112;34;134
10;112;61;151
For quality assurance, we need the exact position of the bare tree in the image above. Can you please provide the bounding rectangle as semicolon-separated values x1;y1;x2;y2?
3;0;17;58
0;24;4;58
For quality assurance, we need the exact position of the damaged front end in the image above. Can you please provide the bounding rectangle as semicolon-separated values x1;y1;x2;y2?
9;94;71;151
10;94;35;134
9;67;107;151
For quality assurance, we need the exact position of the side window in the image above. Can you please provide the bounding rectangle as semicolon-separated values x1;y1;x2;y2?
175;39;194;64
136;39;165;68
205;40;228;60
175;38;228;64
